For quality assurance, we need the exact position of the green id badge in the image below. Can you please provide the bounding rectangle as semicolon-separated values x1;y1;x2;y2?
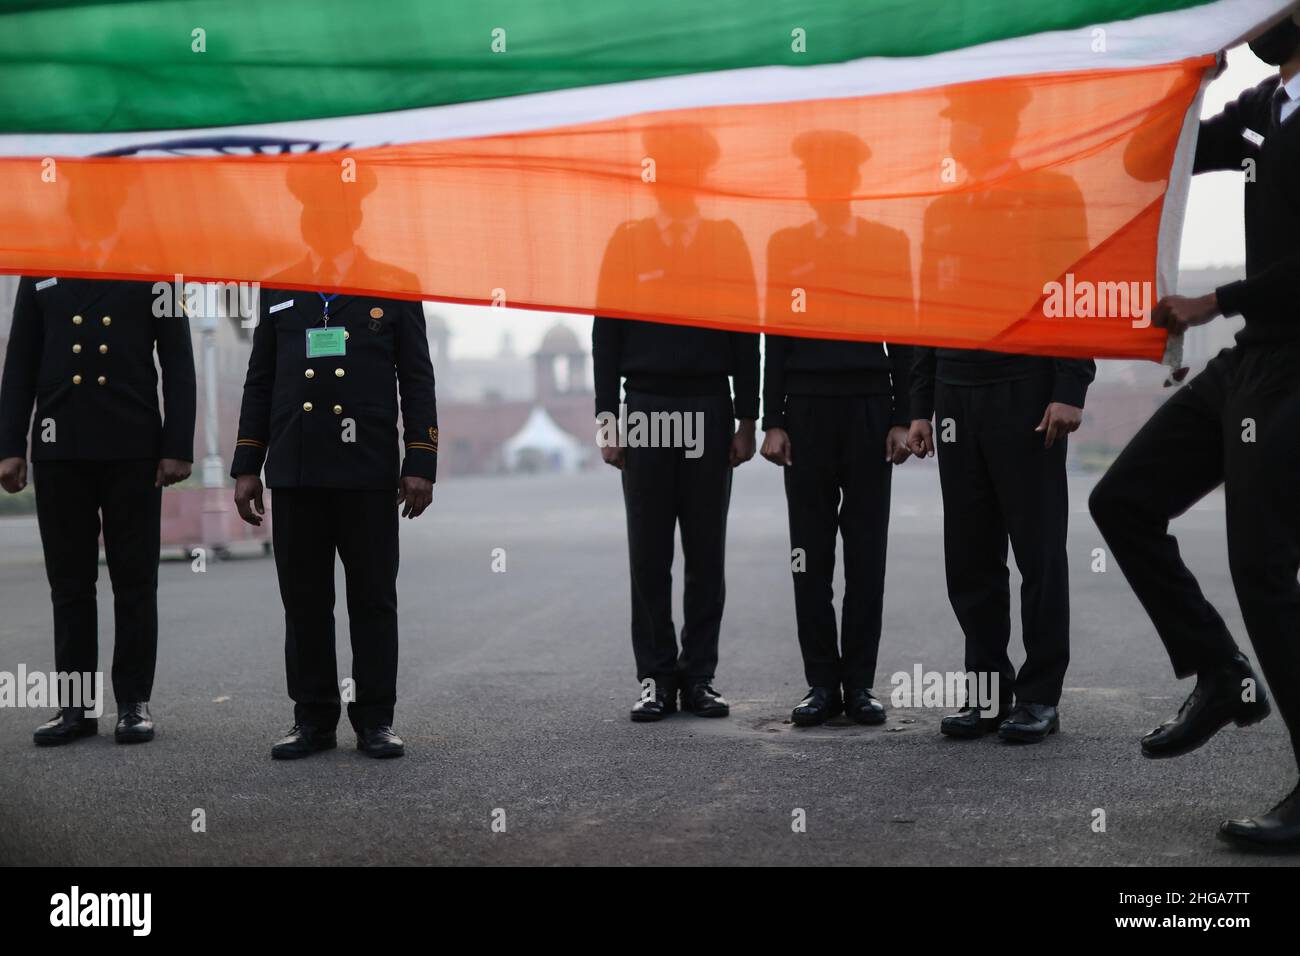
306;327;347;358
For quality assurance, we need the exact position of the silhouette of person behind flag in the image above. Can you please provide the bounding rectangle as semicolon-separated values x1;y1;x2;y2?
909;83;1096;743
760;129;916;727
591;123;760;723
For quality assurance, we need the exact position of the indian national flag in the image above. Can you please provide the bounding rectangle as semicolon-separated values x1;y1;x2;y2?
0;0;1291;360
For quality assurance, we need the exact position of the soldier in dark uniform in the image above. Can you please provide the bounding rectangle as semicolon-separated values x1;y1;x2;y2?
231;162;437;760
908;86;1094;743
760;131;915;727
1090;12;1300;850
0;174;196;746
592;125;760;722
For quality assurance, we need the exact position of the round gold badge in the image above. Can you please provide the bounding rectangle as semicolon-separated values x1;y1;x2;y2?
370;307;384;319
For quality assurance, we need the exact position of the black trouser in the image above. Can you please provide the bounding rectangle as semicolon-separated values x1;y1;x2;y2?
620;391;734;691
33;459;161;706
935;374;1070;708
270;488;399;732
782;393;893;691
1090;343;1300;767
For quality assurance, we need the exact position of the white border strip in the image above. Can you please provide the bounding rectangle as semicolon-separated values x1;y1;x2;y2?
0;0;1289;157
1156;66;1218;367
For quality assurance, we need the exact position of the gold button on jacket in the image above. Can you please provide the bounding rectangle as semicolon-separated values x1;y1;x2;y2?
11;277;198;464
229;292;437;489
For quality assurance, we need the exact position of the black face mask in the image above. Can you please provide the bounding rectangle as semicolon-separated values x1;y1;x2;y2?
1248;16;1300;66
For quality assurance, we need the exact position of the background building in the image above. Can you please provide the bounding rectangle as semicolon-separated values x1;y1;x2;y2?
432;316;596;475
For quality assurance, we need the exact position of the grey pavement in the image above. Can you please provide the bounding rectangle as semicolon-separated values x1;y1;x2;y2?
0;460;1296;866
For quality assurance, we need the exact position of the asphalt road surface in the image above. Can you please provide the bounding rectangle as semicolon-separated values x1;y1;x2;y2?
0;460;1296;866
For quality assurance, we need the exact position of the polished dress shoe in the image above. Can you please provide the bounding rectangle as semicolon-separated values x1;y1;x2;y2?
630;687;677;722
997;702;1059;742
1141;653;1270;759
33;709;98;747
681;682;729;718
270;723;337;760
115;702;154;744
1219;783;1300;852
792;687;842;726
940;706;1007;739
845;688;887;725
356;726;405;759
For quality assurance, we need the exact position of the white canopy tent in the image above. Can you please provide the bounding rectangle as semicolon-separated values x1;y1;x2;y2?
500;406;586;474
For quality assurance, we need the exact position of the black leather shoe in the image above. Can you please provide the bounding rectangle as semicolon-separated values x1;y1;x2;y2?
270;723;337;760
940;706;1008;739
997;703;1059;742
1141;653;1270;759
1219;783;1300;852
356;726;405;759
33;709;98;747
114;702;154;744
630;687;677;722
844;687;887;725
792;687;842;726
681;682;729;718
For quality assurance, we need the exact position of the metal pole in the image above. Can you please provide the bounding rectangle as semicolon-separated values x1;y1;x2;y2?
200;311;222;488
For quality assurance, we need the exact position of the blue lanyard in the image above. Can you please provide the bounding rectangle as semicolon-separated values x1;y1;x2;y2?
318;292;338;325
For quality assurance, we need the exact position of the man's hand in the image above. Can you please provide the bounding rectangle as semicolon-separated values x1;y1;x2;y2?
600;444;625;470
761;427;792;466
1151;292;1220;336
907;419;935;458
233;474;265;526
885;426;911;465
398;476;433;519
0;457;27;494
1036;402;1083;449
155;458;191;488
729;419;756;468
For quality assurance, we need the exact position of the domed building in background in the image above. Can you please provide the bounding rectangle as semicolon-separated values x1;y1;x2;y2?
534;322;588;401
432;315;595;476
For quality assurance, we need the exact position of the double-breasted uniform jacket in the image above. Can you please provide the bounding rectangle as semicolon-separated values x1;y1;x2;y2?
230;257;439;490
0;276;196;462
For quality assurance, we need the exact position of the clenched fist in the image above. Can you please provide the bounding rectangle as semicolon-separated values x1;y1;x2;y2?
885;426;911;465
907;419;935;458
600;444;626;470
1151;292;1219;336
729;420;757;468
761;427;792;466
0;457;27;494
155;458;191;488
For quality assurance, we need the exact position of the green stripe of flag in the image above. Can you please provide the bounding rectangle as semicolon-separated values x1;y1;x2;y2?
0;0;1216;133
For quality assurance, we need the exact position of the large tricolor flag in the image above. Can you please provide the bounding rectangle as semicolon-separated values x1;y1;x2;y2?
0;0;1292;360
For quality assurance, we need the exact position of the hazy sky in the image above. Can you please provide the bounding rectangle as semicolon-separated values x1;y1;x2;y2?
434;49;1277;359
1183;48;1275;267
